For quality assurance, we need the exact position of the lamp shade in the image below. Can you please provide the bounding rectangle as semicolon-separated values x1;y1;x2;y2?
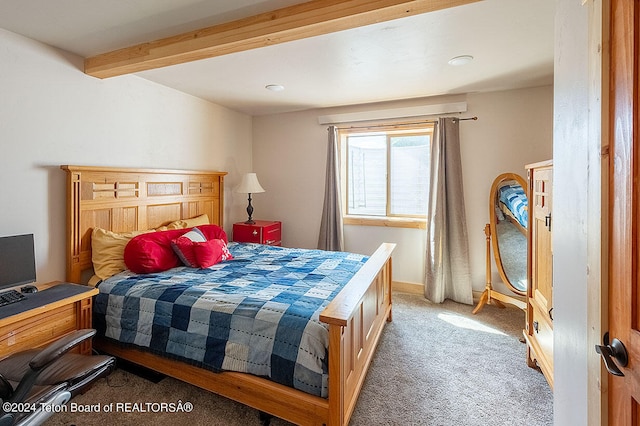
235;173;265;194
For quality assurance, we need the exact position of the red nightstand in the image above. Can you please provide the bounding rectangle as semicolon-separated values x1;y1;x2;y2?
233;220;281;246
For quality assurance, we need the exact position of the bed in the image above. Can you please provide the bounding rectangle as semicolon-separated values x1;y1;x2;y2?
61;165;395;426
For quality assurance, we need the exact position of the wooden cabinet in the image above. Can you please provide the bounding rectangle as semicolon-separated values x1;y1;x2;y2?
233;220;282;246
524;160;553;389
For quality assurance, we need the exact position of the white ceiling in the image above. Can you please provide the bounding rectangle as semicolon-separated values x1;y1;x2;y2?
0;0;555;116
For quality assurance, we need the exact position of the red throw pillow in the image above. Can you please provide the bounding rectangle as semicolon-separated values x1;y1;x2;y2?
124;228;187;274
171;228;207;268
193;239;233;268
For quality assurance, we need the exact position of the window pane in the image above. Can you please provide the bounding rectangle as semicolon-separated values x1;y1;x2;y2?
390;135;430;215
347;135;387;216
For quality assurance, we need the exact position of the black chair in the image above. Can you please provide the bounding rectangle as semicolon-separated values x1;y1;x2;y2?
0;329;115;426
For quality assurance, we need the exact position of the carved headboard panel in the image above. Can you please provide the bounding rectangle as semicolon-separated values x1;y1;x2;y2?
61;165;227;284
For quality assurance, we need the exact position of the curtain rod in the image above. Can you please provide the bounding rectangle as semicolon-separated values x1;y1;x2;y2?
452;116;478;123
333;116;478;130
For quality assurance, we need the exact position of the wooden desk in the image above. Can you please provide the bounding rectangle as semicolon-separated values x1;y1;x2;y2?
0;282;98;359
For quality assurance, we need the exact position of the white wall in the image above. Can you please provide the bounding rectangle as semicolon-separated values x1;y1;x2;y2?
252;86;553;292
0;29;253;285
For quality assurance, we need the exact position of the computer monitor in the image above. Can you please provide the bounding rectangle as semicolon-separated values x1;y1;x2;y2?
0;234;36;291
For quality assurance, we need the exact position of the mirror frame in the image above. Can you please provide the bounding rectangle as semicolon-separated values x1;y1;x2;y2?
489;172;528;296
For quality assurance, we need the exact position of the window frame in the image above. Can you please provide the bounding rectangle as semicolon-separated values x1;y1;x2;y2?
338;122;434;229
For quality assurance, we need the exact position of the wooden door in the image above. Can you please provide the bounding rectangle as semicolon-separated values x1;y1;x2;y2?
608;0;640;424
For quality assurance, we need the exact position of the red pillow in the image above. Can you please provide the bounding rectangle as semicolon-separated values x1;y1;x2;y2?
124;228;186;274
193;239;233;268
172;227;233;268
171;228;207;268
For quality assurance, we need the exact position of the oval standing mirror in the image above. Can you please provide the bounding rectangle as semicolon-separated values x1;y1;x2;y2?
473;173;528;314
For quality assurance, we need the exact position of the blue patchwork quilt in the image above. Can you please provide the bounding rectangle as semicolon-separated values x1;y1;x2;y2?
498;184;528;228
93;242;368;398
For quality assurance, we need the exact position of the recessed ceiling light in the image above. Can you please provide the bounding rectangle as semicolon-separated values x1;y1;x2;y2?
448;55;474;66
265;84;284;91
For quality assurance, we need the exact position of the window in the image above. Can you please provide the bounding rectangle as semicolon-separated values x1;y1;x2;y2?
339;123;433;226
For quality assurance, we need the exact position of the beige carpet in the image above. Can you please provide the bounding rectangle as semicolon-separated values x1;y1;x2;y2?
44;292;552;426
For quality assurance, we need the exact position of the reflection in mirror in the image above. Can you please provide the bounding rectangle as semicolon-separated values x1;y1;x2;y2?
473;173;528;314
494;178;527;292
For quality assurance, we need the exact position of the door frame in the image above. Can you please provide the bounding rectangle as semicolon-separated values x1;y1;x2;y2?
589;0;609;425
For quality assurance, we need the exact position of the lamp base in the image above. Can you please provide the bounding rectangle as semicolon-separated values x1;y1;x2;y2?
245;193;255;224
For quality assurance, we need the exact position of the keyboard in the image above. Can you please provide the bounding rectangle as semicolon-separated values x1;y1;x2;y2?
0;289;25;307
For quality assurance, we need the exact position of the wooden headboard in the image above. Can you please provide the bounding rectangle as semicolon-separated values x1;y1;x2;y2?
61;165;227;284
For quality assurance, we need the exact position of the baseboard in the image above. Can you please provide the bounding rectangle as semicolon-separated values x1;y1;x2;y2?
392;281;423;295
393;283;486;303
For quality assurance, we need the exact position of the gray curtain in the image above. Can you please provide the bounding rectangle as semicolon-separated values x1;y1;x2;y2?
424;117;473;304
317;126;344;251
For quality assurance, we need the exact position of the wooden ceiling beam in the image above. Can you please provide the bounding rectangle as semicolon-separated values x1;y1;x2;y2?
84;0;479;79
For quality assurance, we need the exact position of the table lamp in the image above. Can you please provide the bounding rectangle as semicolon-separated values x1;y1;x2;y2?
235;173;265;224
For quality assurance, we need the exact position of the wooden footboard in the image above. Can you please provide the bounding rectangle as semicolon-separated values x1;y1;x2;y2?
321;242;395;426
